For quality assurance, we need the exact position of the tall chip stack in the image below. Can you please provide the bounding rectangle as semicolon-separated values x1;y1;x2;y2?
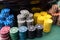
17;10;34;27
1;8;10;18
0;8;14;28
0;14;5;21
17;14;25;21
0;8;10;29
0;26;10;40
20;10;29;17
10;27;19;40
17;14;26;27
4;14;14;27
26;19;34;27
34;13;40;25
26;13;33;20
43;19;53;32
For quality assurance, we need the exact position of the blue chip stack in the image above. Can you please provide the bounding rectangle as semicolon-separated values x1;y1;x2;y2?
1;8;10;17
0;8;14;28
6;14;14;21
4;20;14;27
0;14;5;21
19;26;28;40
5;14;14;27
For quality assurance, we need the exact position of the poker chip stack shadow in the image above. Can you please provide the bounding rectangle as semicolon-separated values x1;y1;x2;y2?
10;27;19;40
0;26;10;40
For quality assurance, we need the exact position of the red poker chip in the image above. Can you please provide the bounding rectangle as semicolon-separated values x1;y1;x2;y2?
1;26;10;31
1;34;9;38
0;30;9;35
1;36;10;40
0;26;10;35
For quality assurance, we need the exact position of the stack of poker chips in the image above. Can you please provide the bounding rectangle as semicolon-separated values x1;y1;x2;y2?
28;25;36;39
26;13;33;20
17;14;26;27
26;19;34;27
19;26;28;40
17;10;34;27
0;8;14;28
1;8;10;18
20;10;29;17
0;26;10;40
35;24;43;37
10;27;19;40
4;14;14;27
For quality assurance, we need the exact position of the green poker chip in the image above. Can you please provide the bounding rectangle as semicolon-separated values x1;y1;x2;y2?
10;27;19;40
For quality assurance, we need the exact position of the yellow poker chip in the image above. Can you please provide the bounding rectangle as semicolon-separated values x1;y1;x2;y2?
37;16;45;25
40;11;48;16
44;14;52;19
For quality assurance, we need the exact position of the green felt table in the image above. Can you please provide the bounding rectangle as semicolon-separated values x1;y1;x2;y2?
27;25;60;40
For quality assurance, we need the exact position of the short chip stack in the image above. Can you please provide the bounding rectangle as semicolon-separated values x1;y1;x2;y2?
0;26;10;40
19;26;28;40
10;27;19;40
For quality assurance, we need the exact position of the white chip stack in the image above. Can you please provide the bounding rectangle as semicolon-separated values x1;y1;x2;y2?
17;10;34;27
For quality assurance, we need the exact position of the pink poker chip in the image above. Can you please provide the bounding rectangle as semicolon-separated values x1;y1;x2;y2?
1;26;10;31
0;29;9;35
1;36;10;40
1;34;9;38
0;26;10;35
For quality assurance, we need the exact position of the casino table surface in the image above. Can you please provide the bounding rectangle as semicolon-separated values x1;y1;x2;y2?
27;25;60;40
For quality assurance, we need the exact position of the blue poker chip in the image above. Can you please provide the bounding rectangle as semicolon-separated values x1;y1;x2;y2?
0;14;5;21
4;20;14;27
19;26;28;32
1;8;10;17
19;26;27;40
6;14;14;21
1;8;10;14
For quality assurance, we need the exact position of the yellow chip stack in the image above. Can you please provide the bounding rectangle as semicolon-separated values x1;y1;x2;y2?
34;13;41;24
34;11;53;33
40;11;47;16
37;16;45;25
43;19;53;32
37;11;48;25
45;14;52;19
